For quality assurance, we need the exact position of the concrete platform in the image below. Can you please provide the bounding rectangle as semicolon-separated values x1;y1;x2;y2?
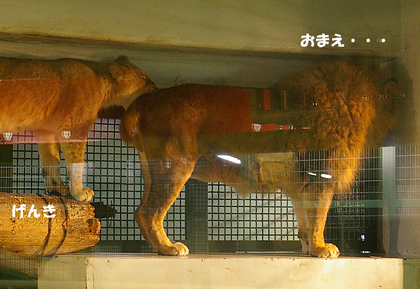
38;253;420;289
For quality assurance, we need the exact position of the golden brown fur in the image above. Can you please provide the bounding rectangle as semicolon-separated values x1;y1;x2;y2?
120;61;395;257
0;56;156;201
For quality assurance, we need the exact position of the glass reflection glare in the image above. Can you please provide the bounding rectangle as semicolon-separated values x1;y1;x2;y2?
217;155;242;164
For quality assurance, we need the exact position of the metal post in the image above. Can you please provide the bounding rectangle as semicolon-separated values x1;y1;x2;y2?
381;146;399;255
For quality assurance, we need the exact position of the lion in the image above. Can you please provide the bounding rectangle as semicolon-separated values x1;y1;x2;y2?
120;61;396;257
0;55;156;202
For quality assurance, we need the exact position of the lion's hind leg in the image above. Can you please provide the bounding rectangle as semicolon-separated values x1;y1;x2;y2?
289;192;310;255
135;156;196;256
60;141;94;202
38;142;70;197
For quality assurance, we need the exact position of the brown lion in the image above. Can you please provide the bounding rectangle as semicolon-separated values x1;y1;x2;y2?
0;56;156;201
120;61;396;257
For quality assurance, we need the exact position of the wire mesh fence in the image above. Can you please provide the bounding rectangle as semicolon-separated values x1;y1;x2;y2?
0;119;392;258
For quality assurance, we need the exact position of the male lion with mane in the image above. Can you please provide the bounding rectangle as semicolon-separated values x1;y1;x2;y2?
120;61;395;257
0;56;156;201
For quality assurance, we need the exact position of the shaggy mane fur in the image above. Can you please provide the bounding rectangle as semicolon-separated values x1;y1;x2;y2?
266;61;396;195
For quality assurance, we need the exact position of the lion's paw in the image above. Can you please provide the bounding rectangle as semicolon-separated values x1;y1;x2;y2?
310;243;340;258
73;187;94;202
158;242;190;256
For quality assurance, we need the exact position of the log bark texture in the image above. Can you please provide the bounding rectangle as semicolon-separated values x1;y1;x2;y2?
0;192;100;257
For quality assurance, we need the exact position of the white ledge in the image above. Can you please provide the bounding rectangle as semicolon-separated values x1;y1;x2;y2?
38;253;420;289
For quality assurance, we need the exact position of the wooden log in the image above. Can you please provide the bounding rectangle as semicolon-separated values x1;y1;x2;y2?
0;192;100;257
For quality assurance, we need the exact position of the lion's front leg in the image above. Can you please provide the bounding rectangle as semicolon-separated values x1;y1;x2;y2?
289;193;310;255
304;187;339;258
289;186;339;258
135;157;196;256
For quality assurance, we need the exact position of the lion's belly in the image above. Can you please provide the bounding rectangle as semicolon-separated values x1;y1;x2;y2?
0;114;47;133
0;78;85;135
0;94;58;134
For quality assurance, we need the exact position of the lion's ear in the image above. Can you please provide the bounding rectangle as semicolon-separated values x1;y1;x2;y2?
110;56;136;82
114;55;130;65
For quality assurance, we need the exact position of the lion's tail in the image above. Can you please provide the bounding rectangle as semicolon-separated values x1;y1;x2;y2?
119;104;151;194
119;105;141;145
